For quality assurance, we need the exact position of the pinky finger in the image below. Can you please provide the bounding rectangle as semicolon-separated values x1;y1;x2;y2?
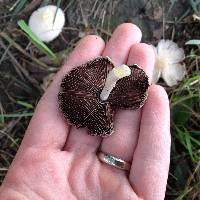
129;85;171;200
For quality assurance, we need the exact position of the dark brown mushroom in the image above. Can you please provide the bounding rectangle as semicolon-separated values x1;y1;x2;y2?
58;57;149;137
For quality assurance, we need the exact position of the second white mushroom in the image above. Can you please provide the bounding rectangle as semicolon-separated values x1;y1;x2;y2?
28;5;65;42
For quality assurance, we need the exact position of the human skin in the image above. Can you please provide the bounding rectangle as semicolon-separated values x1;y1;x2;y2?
0;23;171;200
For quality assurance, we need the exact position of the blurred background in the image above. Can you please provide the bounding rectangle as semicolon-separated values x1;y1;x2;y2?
0;0;200;199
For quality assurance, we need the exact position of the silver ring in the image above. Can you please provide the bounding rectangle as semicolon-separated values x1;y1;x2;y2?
97;151;131;171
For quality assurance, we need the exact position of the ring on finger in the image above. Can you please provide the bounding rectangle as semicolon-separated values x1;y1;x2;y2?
97;151;131;171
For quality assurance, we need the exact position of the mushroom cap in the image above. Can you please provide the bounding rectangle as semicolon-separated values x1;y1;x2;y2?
28;5;65;42
58;57;149;137
108;64;149;109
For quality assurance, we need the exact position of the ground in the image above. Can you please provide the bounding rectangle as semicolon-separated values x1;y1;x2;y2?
0;0;200;199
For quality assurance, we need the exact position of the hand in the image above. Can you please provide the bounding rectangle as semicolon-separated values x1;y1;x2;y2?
0;23;171;200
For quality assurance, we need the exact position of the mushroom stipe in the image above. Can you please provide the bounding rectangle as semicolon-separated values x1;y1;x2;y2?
58;57;149;137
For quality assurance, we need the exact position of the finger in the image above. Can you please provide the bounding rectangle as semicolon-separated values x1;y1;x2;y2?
65;23;141;154
103;23;142;65
101;43;155;161
129;85;171;200
21;35;105;150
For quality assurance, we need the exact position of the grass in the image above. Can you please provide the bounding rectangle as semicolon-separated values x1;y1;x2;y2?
18;20;59;65
0;0;200;199
169;45;200;199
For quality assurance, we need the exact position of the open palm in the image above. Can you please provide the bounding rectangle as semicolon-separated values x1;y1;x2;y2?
0;23;171;200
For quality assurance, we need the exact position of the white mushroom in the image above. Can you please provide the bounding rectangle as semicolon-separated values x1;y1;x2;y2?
152;39;186;87
28;5;65;42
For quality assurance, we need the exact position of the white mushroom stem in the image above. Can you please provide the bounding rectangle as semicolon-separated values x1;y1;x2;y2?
100;64;131;101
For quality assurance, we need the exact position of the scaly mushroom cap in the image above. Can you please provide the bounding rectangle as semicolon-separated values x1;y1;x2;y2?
58;57;149;137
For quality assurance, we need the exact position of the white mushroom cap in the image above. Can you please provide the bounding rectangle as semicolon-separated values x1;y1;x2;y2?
152;40;186;86
28;5;65;42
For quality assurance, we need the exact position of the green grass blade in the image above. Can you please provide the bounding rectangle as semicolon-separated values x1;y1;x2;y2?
168;0;178;14
0;113;33;119
16;101;34;109
13;0;28;15
171;94;200;107
0;111;4;124
41;0;50;7
9;0;21;11
18;20;59;65
185;132;194;161
189;0;200;16
186;40;200;45
53;0;62;24
190;135;200;146
175;126;187;148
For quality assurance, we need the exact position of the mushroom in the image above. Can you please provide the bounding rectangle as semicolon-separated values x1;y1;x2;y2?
58;57;149;137
28;5;65;42
152;40;186;86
